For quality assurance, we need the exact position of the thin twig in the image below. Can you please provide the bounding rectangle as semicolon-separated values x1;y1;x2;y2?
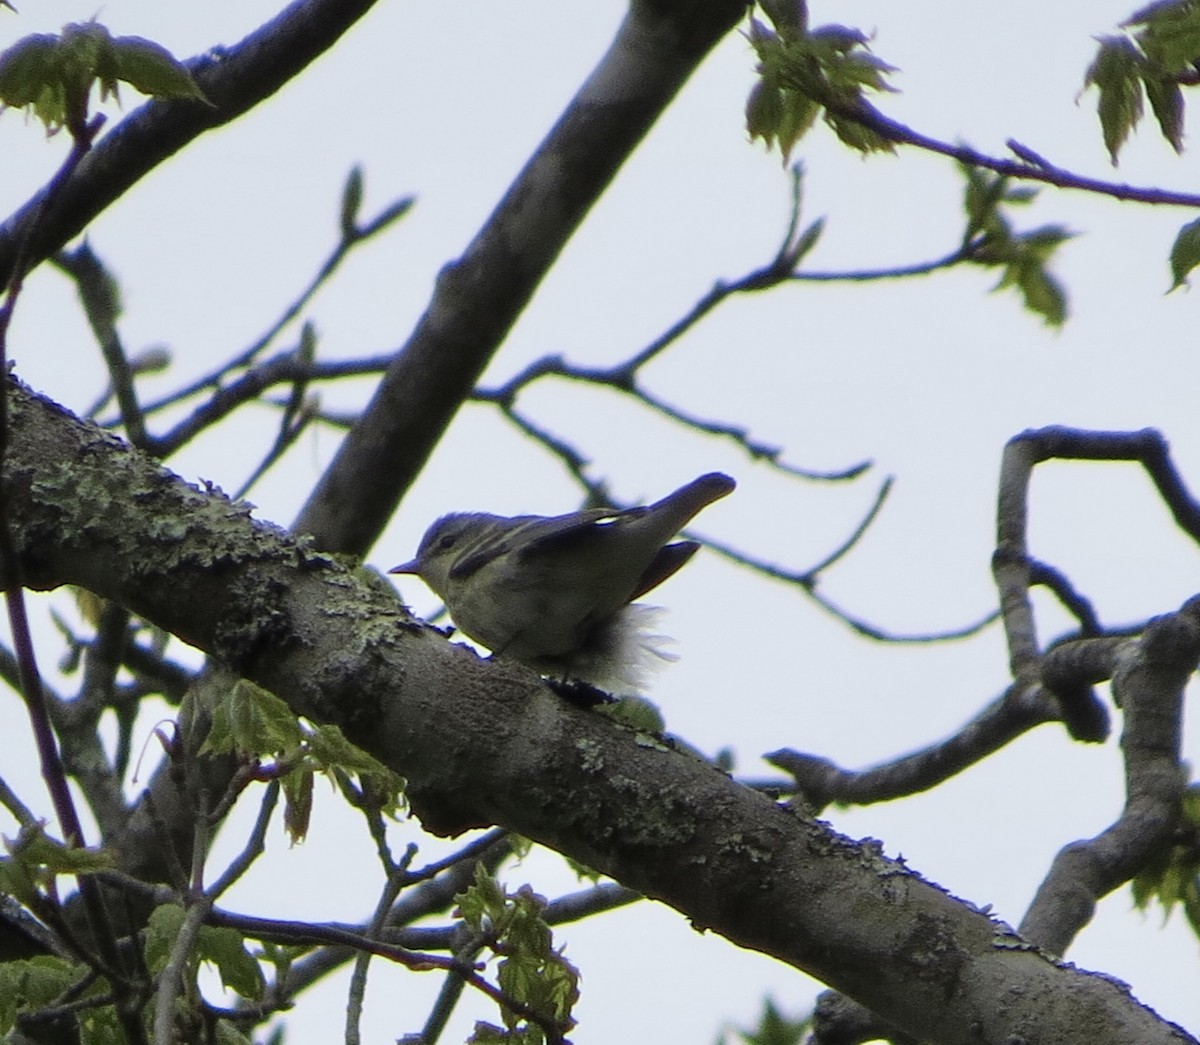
52;244;156;450
417;931;487;1045
403;829;510;887
135;189;412;419
152;898;212;1045
207;781;280;899
821;94;1200;208
346;854;412;1045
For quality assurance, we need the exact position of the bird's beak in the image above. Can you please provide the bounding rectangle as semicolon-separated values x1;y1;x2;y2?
388;560;420;575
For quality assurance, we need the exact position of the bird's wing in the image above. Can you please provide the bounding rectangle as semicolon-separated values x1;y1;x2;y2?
513;507;638;556
447;508;619;579
628;540;700;600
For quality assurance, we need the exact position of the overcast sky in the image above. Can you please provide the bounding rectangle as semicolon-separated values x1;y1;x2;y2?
3;1;1200;1041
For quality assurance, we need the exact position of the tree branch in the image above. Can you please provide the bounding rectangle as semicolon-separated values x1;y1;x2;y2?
1020;605;1200;955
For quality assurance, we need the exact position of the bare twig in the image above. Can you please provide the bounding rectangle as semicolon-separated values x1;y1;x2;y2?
152;898;211;1045
0;774;38;829
819;95;1200;209
417;930;487;1045
346;852;412;1045
52;244;157;450
279;833;513;1002
403;829;510;887
767;680;1056;813
207;781;280;899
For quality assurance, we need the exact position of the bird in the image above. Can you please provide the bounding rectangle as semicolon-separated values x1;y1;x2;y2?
390;472;735;693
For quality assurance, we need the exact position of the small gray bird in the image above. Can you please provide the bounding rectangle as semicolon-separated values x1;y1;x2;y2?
390;472;735;693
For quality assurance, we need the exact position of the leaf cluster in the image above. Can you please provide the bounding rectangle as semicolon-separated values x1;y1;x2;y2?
745;5;898;161
0;954;121;1043
716;998;811;1045
0;822;113;906
0;827;123;1040
457;865;580;1044
1131;783;1200;935
960;164;1073;326
0;21;204;138
1083;0;1200;164
1082;3;1200;289
200;680;407;843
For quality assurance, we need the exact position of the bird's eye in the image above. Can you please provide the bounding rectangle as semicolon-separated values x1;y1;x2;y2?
435;532;459;552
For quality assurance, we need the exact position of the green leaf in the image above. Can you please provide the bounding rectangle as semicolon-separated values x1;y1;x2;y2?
959;166;1071;323
60;22;122;106
144;904;265;1001
1184;874;1200;936
469;1023;530;1044
722;997;812;1045
824;110;894;154
960;164;1011;240
788;216;825;266
773;90;819;162
1181;783;1200;826
257;940;312;982
1;822;114;901
202;682;406;832
807;24;869;50
746;79;784;147
197;924;266;1001
201;680;305;759
1168;215;1200;289
1124;0;1185;27
0;956;81;1035
306;722;407;817
0;34;73;128
1017;224;1075;261
458;863;508;929
0;35;59;107
282;766;314;844
214;1021;257;1045
757;0;809;36
1083;35;1147;164
561;853;604;883
110;34;206;101
144;903;187;973
0;858;39;906
1002;186;1039;205
596;694;665;732
1143;74;1184;151
297;319;317;364
1012;260;1068;326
